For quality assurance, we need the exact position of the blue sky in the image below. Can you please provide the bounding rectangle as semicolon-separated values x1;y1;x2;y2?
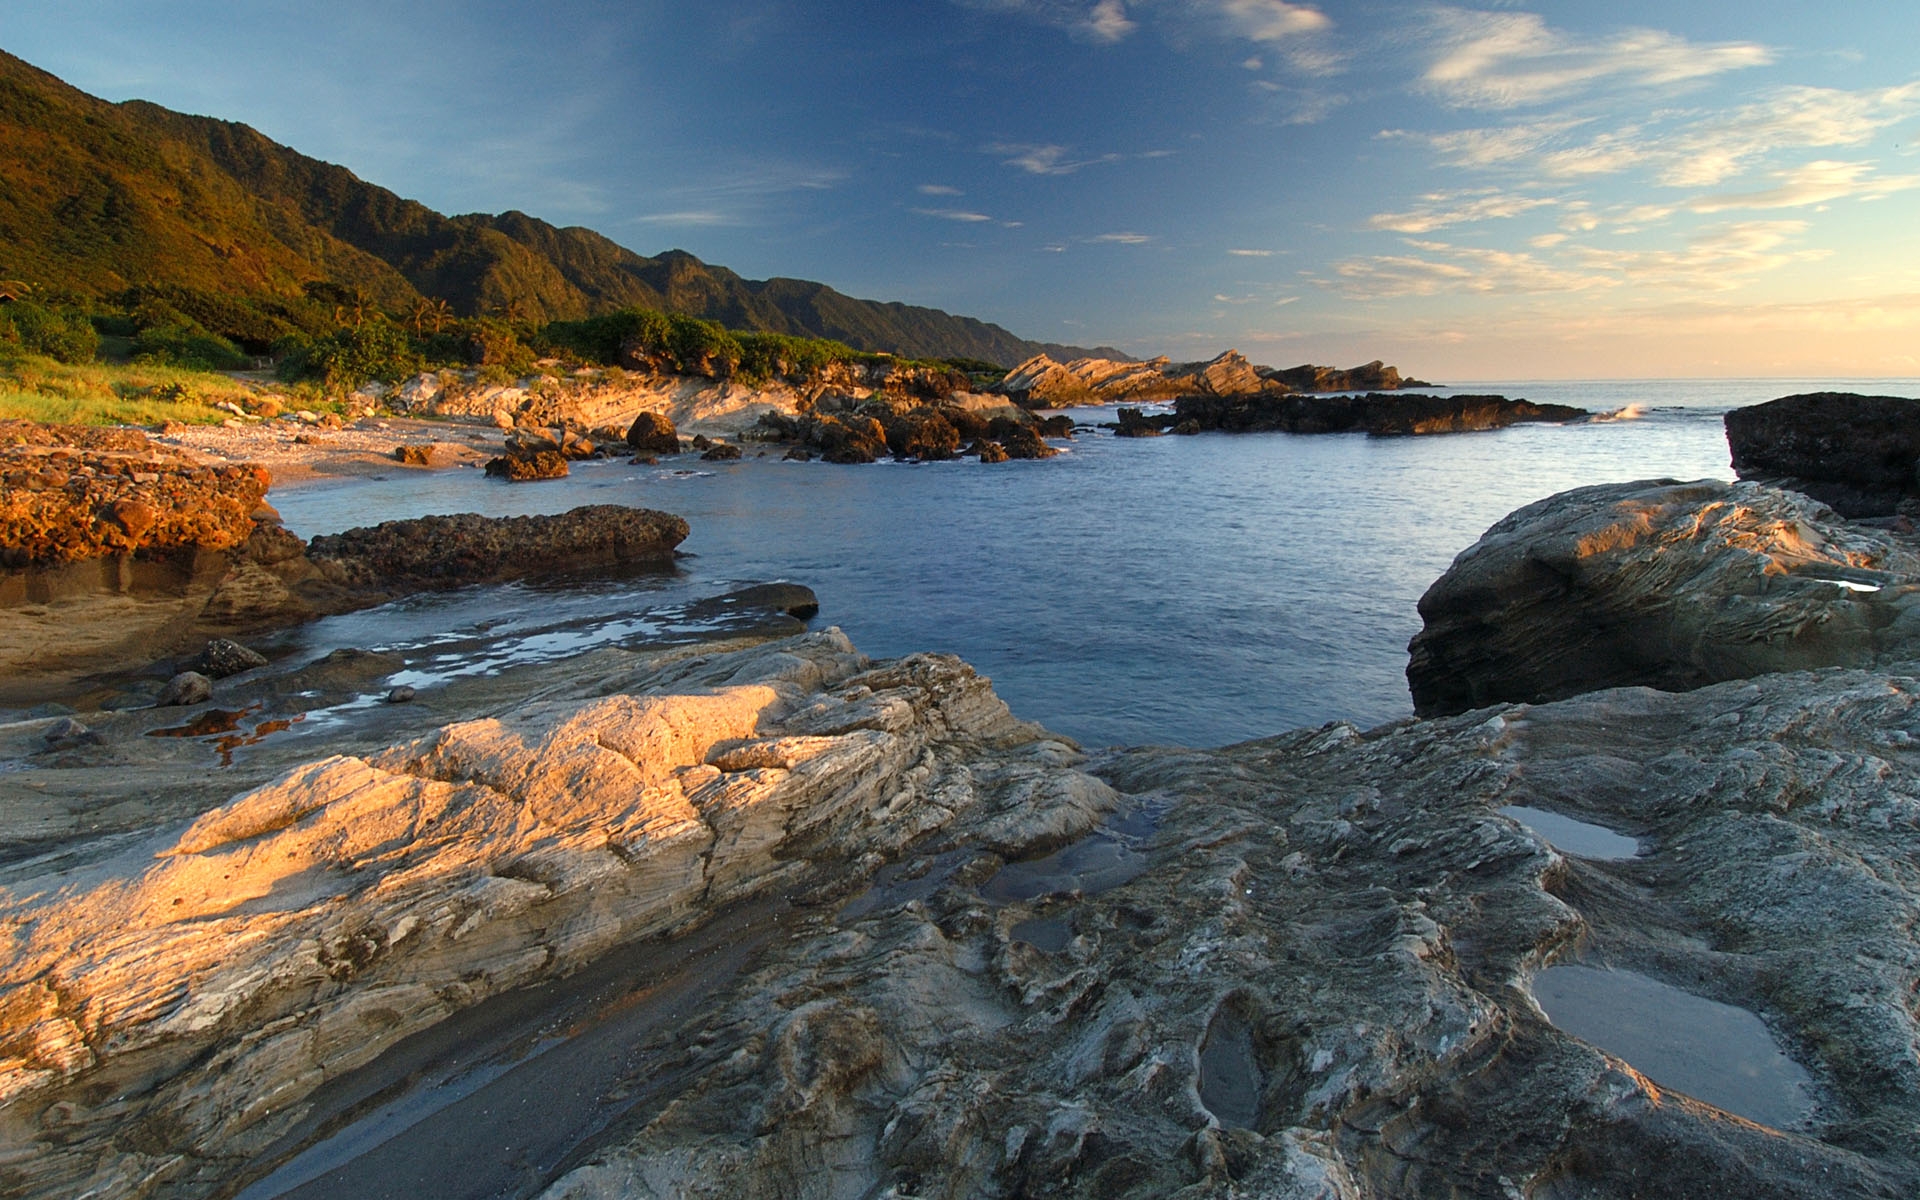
6;1;1919;378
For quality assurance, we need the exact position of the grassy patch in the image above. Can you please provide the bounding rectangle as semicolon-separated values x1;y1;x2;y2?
0;350;315;426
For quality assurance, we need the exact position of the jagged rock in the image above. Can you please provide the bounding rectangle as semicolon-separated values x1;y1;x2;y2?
987;420;1059;460
391;443;436;466
1113;407;1165;437
700;441;743;462
1725;392;1920;518
996;353;1428;409
154;670;212;707
485;449;570;480
1167;392;1587;436
971;439;1010;463
1407;479;1920;717
305;505;688;590
189;637;268;679
524;664;1920;1198
625;411;681;455
1261;360;1431;392
782;447;814;462
883;408;961;461
0;631;1115;1197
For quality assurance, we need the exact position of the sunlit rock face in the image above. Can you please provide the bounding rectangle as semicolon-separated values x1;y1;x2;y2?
0;630;1115;1198
540;668;1920;1200
1407;479;1920;718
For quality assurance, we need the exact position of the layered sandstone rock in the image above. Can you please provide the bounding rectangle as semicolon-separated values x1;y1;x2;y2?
0;630;1116;1197
995;353;1431;408
521;664;1920;1198
1725;391;1920;517
1406;479;1920;717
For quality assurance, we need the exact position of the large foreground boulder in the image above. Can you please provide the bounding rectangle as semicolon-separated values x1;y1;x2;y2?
1407;478;1920;716
1725;391;1920;517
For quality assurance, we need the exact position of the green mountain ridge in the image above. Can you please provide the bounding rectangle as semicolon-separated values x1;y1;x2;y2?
0;49;1122;366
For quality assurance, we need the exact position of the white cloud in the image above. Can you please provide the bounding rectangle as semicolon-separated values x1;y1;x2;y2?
951;0;1138;43
1228;248;1275;256
1090;231;1153;243
917;184;963;195
1242;56;1263;70
1209;0;1331;43
1325;242;1615;298
913;208;995;222
1690;159;1920;212
1086;0;1137;42
631;210;736;226
988;142;1124;175
1566;221;1825;288
1367;190;1557;233
1421;8;1771;110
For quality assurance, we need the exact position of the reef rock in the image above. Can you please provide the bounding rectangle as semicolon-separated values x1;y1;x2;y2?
1158;392;1587;437
1725;391;1920;518
484;448;570;480
996;354;1430;408
1407;479;1920;717
305;505;687;591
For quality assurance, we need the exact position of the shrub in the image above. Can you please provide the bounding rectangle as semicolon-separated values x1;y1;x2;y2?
131;321;248;371
279;320;422;392
0;302;101;364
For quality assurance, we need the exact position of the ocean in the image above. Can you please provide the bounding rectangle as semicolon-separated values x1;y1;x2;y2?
269;379;1920;749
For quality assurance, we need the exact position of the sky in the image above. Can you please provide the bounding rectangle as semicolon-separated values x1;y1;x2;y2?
5;1;1919;379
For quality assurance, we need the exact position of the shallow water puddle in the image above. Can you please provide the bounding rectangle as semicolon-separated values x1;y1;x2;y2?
1499;805;1640;861
147;704;308;766
837;850;970;921
1010;916;1074;953
1532;965;1814;1129
979;800;1165;904
1198;1008;1262;1130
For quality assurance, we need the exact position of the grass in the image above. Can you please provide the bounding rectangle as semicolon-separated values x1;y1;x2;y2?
0;350;326;426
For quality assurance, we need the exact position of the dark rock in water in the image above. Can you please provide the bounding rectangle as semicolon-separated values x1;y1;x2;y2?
629;453;658;466
1406;478;1920;716
1033;414;1075;439
782;447;814;462
484;450;569;481
386;685;417;704
625;411;681;456
971;439;1010;463
1113;407;1165;438
1724;392;1920;518
686;582;821;621
884;408;961;461
190;638;268;679
1169;392;1587;436
818;415;890;464
1172;419;1201;435
987;418;1060;459
690;434;714;451
700;441;743;461
391;444;435;466
306;505;688;590
155;671;213;707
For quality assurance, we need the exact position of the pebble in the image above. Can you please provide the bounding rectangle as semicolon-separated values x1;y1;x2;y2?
386;685;417;704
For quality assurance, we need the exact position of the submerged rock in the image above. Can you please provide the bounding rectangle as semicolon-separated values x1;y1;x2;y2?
1725;391;1920;517
1407;479;1920;717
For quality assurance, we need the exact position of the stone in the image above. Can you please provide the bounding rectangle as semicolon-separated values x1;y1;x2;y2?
972;439;1010;463
392;444;435;466
700;441;743;461
1166;392;1587;436
189;638;269;679
485;450;570;480
154;670;213;707
386;685;417;704
988;419;1059;460
306;505;687;590
883;408;961;461
625;411;681;455
1724;392;1920;518
40;716;90;745
1406;478;1920;717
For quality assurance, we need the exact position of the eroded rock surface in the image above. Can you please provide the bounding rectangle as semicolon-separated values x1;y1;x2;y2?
1408;479;1920;717
995;353;1431;408
0;630;1115;1198
530;667;1920;1199
1124;392;1588;437
305;506;687;591
1725;391;1920;518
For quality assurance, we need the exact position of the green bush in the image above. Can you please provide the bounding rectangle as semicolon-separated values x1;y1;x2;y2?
0;301;102;364
279;320;422;391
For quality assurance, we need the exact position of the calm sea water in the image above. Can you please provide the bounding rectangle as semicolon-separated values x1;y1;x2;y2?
271;379;1920;748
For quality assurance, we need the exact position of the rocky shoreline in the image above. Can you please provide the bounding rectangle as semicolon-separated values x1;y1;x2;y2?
3;393;1920;1197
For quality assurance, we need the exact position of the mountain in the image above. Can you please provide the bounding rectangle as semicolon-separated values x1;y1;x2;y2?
0;50;1121;365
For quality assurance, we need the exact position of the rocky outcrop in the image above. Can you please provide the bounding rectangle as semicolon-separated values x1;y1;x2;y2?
625;410;682;455
484;448;570;480
995;353;1431;408
759;394;1065;464
0;630;1116;1197
1725;391;1920;517
305;506;688;591
1407;479;1920;717
1127;392;1588;437
0;423;270;567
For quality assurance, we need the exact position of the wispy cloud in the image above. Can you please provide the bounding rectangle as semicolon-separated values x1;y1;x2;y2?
1367;189;1557;233
913;208;996;222
1689;159;1920;212
950;0;1136;44
1566;220;1826;287
1420;8;1771;110
917;183;963;195
1090;231;1152;244
1228;248;1275;256
1210;0;1331;43
1325;242;1615;299
631;210;736;226
986;141;1173;175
